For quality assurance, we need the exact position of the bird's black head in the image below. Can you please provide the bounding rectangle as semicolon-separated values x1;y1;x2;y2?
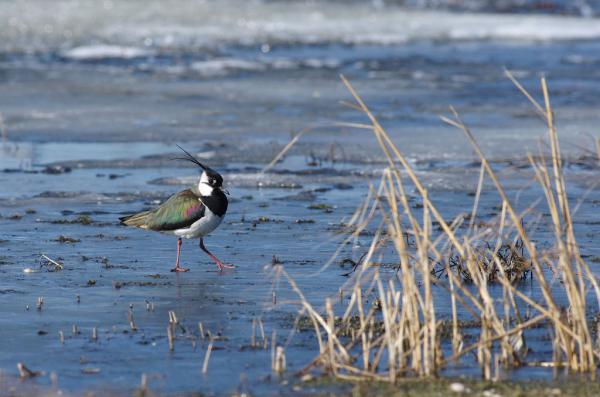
204;169;223;188
173;145;225;196
197;168;224;196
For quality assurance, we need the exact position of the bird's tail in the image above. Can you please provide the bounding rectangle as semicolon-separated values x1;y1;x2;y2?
119;211;151;228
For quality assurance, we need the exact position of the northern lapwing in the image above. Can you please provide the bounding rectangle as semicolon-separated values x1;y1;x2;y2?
120;146;233;272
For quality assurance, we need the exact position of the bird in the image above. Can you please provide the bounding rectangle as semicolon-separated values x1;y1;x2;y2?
119;146;234;272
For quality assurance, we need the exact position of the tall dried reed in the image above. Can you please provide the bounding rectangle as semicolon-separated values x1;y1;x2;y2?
276;73;600;381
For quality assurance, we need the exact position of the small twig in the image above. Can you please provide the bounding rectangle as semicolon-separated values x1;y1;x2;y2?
202;342;213;374
18;362;43;378
41;254;63;271
128;311;138;331
168;310;178;325
138;373;148;397
167;326;174;351
258;319;267;349
274;346;287;373
198;322;205;339
271;329;277;370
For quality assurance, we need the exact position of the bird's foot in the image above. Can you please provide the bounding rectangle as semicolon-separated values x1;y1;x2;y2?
215;261;235;271
170;265;189;273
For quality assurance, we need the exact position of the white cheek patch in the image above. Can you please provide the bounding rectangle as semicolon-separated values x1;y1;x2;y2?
198;182;213;196
198;171;213;196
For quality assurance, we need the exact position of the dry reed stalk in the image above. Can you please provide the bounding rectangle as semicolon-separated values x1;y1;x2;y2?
274;346;287;373
202;341;213;374
198;322;205;339
270;329;287;373
273;73;600;382
340;76;466;258
128;311;137;331
271;329;277;369
279;266;351;365
468;163;486;233
441;114;571;353
41;254;63;271
442;74;599;373
258;318;267;349
261;123;350;174
168;310;178;325
137;373;148;397
167;326;174;351
447;264;463;357
262;128;310;173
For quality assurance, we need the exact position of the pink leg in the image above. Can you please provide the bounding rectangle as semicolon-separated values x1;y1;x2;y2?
170;238;189;272
199;238;234;271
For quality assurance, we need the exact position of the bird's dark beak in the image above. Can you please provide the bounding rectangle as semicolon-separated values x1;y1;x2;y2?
222;187;230;195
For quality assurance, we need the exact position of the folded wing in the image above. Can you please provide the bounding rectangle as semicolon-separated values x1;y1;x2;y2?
121;189;205;231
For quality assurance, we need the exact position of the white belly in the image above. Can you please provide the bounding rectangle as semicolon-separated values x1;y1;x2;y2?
173;208;224;239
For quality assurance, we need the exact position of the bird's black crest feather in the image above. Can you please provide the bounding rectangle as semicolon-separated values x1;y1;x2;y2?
172;145;208;170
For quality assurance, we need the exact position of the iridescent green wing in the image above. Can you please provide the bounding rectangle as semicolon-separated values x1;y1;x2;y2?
146;189;205;231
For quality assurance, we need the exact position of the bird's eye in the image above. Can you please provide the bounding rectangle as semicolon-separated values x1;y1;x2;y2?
209;178;216;185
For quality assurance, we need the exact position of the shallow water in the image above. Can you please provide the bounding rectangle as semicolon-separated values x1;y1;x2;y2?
1;142;600;395
0;147;372;395
1;0;600;395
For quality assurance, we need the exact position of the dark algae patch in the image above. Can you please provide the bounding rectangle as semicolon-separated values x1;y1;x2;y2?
53;235;80;243
308;203;334;212
295;218;316;224
49;215;94;225
113;280;172;288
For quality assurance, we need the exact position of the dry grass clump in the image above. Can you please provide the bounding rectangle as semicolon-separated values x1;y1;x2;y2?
275;73;600;381
434;238;532;284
